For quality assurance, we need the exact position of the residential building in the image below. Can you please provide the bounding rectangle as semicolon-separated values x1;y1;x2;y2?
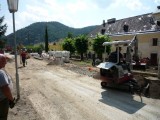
89;6;160;65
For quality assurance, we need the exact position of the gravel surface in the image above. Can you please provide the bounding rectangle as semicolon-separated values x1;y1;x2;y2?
63;64;98;77
62;60;160;99
5;57;160;120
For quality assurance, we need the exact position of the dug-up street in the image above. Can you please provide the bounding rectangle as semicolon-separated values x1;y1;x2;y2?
6;57;160;120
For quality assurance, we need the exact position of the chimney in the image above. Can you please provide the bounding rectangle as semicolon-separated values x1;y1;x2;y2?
103;20;105;27
107;18;116;24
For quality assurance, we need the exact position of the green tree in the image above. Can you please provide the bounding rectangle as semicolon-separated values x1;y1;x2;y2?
62;38;75;56
0;16;7;37
26;44;44;53
0;40;5;49
45;26;49;52
0;16;7;49
39;43;44;50
74;35;88;60
92;34;111;59
67;32;73;38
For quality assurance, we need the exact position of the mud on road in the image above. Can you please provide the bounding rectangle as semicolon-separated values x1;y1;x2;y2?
6;57;160;120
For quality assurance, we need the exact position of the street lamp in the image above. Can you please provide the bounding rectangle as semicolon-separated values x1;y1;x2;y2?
7;0;20;100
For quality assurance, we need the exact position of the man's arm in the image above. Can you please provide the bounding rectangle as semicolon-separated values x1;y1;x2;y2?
0;85;14;101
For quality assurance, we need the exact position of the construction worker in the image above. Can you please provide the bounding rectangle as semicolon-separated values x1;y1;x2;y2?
20;49;27;67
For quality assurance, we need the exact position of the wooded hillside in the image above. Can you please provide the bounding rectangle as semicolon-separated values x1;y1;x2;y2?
6;21;98;45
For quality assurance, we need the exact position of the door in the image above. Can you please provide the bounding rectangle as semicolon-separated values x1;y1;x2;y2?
150;53;157;66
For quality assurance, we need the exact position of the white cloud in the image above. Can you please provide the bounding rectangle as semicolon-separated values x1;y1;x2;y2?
15;0;100;29
154;0;160;4
108;0;149;11
3;0;157;35
126;0;143;11
91;0;113;9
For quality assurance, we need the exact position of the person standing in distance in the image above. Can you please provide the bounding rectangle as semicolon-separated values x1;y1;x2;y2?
20;49;27;67
0;54;15;120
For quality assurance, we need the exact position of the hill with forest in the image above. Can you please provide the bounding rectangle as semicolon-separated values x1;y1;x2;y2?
6;21;98;45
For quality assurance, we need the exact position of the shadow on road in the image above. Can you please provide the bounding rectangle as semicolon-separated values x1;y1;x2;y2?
99;88;146;114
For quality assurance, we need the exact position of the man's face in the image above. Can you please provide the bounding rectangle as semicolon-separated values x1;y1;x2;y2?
0;56;7;68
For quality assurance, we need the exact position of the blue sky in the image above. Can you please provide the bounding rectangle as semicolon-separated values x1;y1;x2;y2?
0;0;160;35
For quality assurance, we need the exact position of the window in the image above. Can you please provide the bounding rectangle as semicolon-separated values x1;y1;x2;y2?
101;29;106;35
152;38;158;46
150;53;158;66
157;21;160;26
123;24;129;32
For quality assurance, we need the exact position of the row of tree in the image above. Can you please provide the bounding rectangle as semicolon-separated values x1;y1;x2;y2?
0;15;111;60
62;33;111;60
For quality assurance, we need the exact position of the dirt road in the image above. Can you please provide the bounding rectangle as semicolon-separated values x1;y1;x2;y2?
6;57;160;120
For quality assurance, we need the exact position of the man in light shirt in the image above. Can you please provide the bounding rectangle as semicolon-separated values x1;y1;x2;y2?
0;54;15;120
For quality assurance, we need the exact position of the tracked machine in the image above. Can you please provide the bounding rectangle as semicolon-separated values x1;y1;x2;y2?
97;35;149;95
